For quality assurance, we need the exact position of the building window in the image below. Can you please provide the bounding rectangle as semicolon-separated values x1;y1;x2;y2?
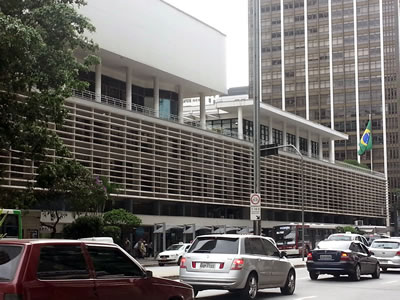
272;129;283;145
299;137;308;153
287;133;296;146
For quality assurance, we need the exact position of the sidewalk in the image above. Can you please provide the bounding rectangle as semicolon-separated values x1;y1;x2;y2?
137;257;307;279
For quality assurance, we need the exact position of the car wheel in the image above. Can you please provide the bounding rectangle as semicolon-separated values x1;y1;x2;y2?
372;263;380;279
240;273;258;300
280;269;296;295
309;271;319;280
350;264;361;281
381;267;387;273
158;262;164;266
177;257;182;266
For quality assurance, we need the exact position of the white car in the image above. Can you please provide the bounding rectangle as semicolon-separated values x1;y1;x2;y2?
157;243;191;266
369;238;400;272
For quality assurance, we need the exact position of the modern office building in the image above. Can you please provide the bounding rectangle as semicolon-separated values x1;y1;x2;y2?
0;0;389;245
249;0;399;228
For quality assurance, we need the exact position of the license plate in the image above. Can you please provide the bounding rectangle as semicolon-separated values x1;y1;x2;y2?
200;262;215;269
319;254;332;260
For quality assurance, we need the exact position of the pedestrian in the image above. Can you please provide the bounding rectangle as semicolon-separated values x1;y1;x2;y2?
140;239;146;258
124;238;131;254
133;240;140;257
147;241;153;257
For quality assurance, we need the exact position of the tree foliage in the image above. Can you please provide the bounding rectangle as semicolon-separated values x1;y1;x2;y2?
63;215;104;239
103;225;122;245
35;158;116;237
103;209;142;228
0;0;103;233
336;226;364;234
0;0;98;172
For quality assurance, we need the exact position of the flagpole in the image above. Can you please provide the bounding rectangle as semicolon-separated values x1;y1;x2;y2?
369;114;373;172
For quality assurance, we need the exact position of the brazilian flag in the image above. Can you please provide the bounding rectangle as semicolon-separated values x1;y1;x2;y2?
358;120;372;155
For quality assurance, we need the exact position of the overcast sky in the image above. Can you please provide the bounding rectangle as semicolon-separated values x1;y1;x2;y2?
164;0;248;89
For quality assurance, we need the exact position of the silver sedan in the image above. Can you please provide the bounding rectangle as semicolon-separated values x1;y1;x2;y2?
369;238;400;272
179;234;295;300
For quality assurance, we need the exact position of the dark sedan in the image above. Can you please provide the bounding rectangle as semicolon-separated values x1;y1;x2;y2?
306;240;380;281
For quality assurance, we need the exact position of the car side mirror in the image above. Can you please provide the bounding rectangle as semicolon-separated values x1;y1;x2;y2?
280;251;287;258
369;250;374;256
145;270;153;278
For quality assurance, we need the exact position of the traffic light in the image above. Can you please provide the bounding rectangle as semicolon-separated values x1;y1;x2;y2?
260;143;279;156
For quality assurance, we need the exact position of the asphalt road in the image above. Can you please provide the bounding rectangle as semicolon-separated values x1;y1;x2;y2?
194;268;400;300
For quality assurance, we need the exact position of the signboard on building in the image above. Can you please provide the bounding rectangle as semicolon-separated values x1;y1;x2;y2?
250;193;261;221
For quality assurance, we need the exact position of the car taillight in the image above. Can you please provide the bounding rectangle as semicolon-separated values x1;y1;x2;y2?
231;258;244;270
5;294;23;300
180;257;187;268
395;251;400;256
340;252;351;261
307;252;313;261
219;263;225;269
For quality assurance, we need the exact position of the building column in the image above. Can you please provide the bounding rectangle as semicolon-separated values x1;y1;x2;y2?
295;127;300;151
319;136;323;160
307;131;312;158
126;66;132;111
329;138;335;163
269;118;273;144
238;106;243;140
95;63;102;103
283;122;287;146
200;93;206;129
153;77;159;118
178;86;184;124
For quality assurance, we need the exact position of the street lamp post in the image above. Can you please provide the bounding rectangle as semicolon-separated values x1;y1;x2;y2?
261;144;305;261
252;0;262;235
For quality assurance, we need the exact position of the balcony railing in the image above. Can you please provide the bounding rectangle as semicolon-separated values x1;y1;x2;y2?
72;89;199;127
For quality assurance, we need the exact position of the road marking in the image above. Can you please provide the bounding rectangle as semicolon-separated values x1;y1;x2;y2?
382;280;398;285
294;296;317;300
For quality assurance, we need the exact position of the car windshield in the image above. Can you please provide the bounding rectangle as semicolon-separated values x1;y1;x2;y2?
166;244;183;251
316;241;351;250
371;241;399;249
327;235;352;241
0;245;23;281
189;237;239;254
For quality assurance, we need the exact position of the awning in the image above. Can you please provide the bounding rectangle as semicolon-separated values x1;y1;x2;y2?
183;226;212;234
212;226;241;234
153;225;183;234
237;227;254;234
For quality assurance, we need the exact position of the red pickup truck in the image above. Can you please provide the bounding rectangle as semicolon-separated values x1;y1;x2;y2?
0;239;194;300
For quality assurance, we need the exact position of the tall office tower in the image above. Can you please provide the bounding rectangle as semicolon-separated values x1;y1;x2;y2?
249;0;400;202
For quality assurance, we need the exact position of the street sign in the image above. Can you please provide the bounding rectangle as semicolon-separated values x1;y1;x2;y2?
250;193;261;220
250;207;261;220
250;193;261;206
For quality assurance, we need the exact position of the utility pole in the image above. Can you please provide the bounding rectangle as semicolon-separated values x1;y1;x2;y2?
252;0;261;236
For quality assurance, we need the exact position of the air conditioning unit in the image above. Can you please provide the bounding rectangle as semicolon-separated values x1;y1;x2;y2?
354;220;364;226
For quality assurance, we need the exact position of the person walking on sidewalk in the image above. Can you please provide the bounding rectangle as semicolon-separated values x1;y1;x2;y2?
139;239;146;258
147;241;153;257
124;238;131;254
